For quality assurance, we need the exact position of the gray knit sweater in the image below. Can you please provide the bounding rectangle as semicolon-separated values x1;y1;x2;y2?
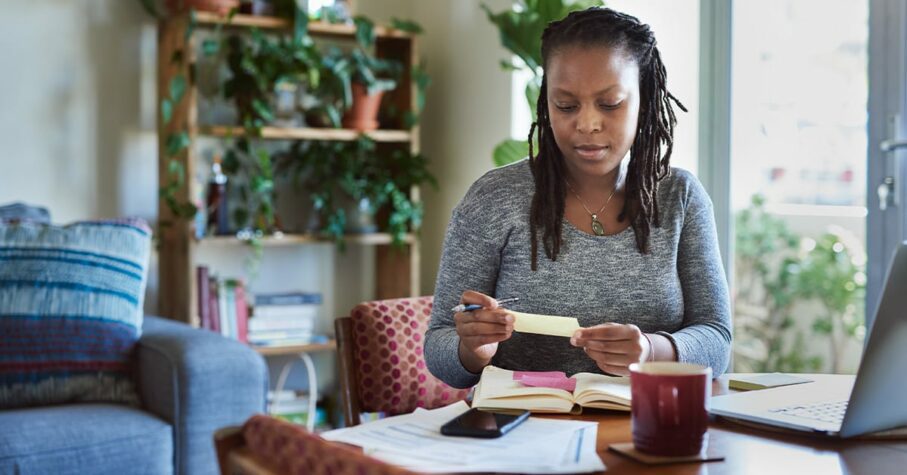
425;159;732;389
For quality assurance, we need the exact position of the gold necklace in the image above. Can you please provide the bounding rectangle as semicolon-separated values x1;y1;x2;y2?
566;180;618;236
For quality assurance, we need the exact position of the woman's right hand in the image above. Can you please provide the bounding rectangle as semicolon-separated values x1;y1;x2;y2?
454;290;515;373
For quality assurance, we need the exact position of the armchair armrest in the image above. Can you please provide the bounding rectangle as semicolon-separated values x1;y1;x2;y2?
138;316;268;475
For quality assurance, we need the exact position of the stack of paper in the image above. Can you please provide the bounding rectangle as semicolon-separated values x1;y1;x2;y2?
321;401;605;473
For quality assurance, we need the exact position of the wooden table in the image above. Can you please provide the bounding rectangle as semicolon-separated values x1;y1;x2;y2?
564;375;907;474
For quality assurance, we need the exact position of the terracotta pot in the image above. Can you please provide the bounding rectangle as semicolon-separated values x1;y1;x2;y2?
342;82;386;131
166;0;240;15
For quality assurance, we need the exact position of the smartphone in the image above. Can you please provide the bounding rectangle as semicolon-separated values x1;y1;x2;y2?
440;407;530;438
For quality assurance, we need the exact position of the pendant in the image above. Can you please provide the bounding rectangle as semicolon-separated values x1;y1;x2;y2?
591;215;605;236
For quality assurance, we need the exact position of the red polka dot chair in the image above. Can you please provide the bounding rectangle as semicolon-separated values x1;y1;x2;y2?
214;415;417;475
334;296;471;426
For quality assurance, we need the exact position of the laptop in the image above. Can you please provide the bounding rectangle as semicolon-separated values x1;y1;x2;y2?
710;241;907;437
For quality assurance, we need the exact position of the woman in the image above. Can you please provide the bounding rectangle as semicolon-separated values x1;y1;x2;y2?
425;7;731;389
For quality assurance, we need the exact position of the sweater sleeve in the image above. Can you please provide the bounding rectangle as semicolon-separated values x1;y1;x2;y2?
424;181;506;389
656;174;733;376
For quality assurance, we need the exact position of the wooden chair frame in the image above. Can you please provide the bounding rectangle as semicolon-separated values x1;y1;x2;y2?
335;316;362;426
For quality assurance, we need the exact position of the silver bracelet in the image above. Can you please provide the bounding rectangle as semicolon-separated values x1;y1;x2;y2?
642;333;655;362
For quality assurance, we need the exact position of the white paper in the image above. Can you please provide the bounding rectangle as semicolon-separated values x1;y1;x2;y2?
321;401;606;473
373;424;605;474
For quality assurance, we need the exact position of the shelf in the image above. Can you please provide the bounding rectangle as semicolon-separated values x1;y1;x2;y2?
157;11;422;324
196;125;412;143
197;233;415;246
193;12;413;39
252;339;337;357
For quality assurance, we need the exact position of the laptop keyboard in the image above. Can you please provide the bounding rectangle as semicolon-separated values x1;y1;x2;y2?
769;400;848;425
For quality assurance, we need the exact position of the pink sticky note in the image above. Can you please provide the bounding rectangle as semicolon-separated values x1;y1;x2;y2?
513;371;577;392
514;371;567;380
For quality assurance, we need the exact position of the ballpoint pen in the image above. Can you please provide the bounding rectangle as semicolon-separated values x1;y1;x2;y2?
451;297;520;313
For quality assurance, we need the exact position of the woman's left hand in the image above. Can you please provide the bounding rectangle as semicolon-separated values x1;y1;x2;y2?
570;323;650;376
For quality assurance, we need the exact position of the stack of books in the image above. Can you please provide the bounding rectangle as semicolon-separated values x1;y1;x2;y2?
268;390;329;430
196;266;249;342
249;291;323;347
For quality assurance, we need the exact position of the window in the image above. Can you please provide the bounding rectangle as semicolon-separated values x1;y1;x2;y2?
730;0;869;374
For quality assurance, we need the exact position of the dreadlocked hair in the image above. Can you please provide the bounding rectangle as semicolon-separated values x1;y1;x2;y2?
529;7;687;271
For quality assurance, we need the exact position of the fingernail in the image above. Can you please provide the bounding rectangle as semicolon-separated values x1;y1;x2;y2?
505;315;514;323
570;337;577;346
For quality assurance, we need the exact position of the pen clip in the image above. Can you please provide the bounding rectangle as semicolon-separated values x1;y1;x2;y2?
451;297;519;313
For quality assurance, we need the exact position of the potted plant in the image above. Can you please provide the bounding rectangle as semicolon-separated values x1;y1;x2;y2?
336;16;403;131
221;138;284;236
340;48;401;130
284;137;436;246
303;48;353;128
223;31;321;131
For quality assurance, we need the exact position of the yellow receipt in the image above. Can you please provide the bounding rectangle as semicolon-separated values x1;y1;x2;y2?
510;311;581;337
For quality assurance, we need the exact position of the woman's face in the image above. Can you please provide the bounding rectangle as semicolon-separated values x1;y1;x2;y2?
546;45;640;182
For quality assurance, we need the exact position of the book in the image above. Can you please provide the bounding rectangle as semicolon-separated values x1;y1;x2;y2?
253;305;320;318
250;334;330;347
196;266;212;331
248;329;315;341
208;273;221;333
218;279;230;338
208;275;221;334
249;316;316;332
231;279;249;343
254;292;323;306
472;365;632;414
728;373;813;391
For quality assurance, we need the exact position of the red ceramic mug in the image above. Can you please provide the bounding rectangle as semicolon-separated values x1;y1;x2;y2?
629;362;712;456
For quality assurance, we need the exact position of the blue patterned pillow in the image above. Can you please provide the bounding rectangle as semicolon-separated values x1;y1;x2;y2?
0;218;151;409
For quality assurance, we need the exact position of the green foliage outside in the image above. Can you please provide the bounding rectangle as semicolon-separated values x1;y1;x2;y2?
733;195;866;373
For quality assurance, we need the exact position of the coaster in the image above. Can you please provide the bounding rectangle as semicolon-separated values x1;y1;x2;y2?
608;442;725;465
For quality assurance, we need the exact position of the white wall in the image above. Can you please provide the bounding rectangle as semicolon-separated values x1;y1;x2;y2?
0;0;158;221
0;0;161;311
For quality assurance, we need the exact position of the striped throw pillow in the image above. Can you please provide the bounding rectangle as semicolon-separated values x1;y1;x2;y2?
0;218;151;409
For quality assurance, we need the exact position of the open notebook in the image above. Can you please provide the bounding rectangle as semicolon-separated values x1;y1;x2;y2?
472;366;631;413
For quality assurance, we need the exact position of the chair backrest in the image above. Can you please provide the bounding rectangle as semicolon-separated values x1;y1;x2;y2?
214;415;416;475
335;296;471;426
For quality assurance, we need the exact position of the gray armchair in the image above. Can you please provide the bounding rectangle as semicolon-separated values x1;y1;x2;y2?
0;316;268;475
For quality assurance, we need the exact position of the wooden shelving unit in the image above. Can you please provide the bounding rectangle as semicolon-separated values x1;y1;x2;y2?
157;12;421;326
196;125;412;142
252;339;337;357
193;11;413;39
198;233;415;247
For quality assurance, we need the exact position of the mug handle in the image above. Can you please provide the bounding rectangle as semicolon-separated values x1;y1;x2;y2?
658;383;680;427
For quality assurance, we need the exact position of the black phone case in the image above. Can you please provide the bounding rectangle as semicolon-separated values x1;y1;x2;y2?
440;409;530;438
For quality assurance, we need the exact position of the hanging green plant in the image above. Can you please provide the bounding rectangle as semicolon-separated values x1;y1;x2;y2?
222;138;278;233
284;136;436;248
155;9;203;228
223;28;321;133
140;2;240;233
217;13;317;236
